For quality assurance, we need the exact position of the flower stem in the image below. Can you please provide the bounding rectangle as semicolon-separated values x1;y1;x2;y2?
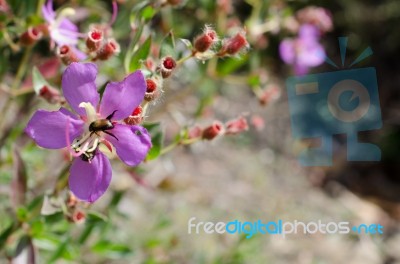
160;137;201;155
12;47;33;90
176;53;194;66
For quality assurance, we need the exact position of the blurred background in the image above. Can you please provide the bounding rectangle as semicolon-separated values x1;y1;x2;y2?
1;0;400;263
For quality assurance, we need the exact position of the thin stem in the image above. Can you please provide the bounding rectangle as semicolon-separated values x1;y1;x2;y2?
176;53;194;66
160;137;201;155
11;47;33;90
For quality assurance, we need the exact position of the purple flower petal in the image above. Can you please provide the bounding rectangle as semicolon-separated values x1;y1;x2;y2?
105;124;152;166
99;70;146;120
25;108;84;149
59;18;79;33
62;62;100;116
297;39;325;67
42;0;55;22
279;39;295;64
69;152;112;203
299;24;320;39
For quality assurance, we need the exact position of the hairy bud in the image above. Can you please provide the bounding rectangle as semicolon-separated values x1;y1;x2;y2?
144;79;159;101
39;85;63;104
202;121;224;140
218;31;249;57
96;39;120;60
57;45;79;65
86;29;103;52
20;27;43;46
157;56;176;78
124;106;143;125
194;26;218;53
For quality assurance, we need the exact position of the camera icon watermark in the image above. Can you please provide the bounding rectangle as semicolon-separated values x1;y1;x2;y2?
286;37;382;166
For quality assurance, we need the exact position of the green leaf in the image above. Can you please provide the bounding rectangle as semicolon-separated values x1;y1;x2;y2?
129;35;152;72
32;67;49;94
143;123;163;160
91;240;132;258
141;6;156;21
216;55;249;76
86;212;108;224
159;31;176;59
0;223;16;250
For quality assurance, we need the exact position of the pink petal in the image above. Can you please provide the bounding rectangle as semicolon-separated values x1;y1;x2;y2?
69;152;112;203
279;39;295;64
105;124;152;166
61;62;100;116
25;108;84;149
42;0;55;22
99;70;146;120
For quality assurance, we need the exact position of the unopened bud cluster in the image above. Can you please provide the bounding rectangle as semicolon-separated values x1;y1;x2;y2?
85;28;120;61
188;116;249;141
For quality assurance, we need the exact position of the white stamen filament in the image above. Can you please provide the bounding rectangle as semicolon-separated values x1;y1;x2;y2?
79;102;97;123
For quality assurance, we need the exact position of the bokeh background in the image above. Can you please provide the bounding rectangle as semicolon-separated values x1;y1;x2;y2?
1;0;400;263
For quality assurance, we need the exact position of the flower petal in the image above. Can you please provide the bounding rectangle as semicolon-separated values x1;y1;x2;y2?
62;62;100;116
25;108;84;149
99;70;146;120
42;0;55;22
297;39;325;67
69;152;112;203
105;124;152;166
279;39;295;64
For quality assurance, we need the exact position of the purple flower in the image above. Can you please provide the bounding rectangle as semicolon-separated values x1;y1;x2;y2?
42;0;81;46
279;24;325;75
25;63;152;203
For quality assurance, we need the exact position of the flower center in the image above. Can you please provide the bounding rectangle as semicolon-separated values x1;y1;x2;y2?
70;103;118;162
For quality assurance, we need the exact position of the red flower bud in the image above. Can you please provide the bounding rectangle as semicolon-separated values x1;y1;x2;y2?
157;56;176;78
96;39;120;60
144;79;159;101
57;45;79;65
86;29;103;52
218;31;249;57
225;116;249;135
71;210;86;224
188;125;202;139
124;106;143;125
194;26;218;52
20;27;43;46
39;85;63;104
202;121;224;140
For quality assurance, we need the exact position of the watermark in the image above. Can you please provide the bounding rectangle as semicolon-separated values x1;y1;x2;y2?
188;217;384;239
286;37;382;166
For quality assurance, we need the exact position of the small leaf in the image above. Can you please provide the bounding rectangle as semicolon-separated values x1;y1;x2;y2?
0;224;16;250
216;55;249;76
11;147;27;209
32;67;49;94
91;241;132;258
141;6;156;21
129;35;152;72
159;31;176;59
143;123;163;160
13;236;35;264
180;38;193;50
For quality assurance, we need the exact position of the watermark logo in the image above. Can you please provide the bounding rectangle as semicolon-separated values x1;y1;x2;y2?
286;37;382;166
188;217;384;239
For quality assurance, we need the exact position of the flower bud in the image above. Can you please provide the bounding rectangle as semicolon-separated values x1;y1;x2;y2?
218;31;249;57
144;79;159;101
157;56;176;78
96;39;120;60
39;85;63;104
188;125;202;139
86;29;103;52
20;27;43;46
71;210;86;224
193;26;218;53
225;116;249;135
124;106;143;125
202;121;224;140
57;45;79;65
